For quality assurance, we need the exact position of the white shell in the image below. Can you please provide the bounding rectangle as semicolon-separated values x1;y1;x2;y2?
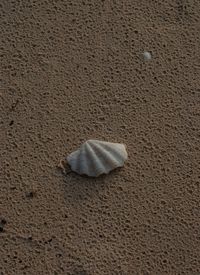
67;140;128;177
142;51;152;61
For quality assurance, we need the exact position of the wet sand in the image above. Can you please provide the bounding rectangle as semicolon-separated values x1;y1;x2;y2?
0;0;200;274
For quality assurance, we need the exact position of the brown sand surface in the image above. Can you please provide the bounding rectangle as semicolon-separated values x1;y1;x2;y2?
0;0;200;274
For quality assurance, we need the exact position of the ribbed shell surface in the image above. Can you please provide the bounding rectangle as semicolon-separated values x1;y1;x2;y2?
67;140;128;177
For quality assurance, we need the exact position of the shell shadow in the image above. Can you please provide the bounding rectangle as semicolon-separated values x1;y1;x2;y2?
55;164;124;203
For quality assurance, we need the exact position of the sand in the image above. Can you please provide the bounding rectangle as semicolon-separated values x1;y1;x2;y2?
0;0;200;274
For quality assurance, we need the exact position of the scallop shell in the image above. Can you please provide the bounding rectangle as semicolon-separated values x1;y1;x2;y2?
67;140;128;177
142;51;152;61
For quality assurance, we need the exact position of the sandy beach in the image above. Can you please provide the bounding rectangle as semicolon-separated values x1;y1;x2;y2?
1;0;200;274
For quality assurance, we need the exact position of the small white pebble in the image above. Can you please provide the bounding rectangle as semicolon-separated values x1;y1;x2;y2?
142;51;152;61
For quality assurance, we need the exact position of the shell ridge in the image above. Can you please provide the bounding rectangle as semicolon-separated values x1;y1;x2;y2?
72;150;82;173
97;142;127;164
89;141;110;175
84;142;97;176
78;145;88;174
94;141;126;164
90;141;120;173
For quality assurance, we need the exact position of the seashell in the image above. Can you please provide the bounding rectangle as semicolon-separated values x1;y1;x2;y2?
142;51;152;61
67;140;128;177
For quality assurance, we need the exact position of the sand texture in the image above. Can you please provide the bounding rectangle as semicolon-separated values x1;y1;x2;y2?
0;0;200;274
